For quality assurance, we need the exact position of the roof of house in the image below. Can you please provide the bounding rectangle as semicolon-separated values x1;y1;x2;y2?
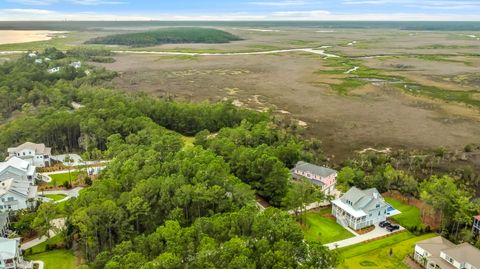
341;187;386;211
0;157;35;176
417;236;456;256
0;178;37;199
8;142;51;156
332;186;387;218
443;243;480;268
0;238;18;260
293;161;337;178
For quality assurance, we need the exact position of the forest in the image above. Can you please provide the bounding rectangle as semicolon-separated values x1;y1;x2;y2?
1;48;337;268
85;28;242;47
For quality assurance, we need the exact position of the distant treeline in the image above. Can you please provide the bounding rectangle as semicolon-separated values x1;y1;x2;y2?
85;27;241;47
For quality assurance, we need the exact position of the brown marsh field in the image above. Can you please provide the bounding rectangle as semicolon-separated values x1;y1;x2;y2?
88;27;480;160
2;25;479;160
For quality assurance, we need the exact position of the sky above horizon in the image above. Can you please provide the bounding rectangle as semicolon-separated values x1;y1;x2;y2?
1;0;480;21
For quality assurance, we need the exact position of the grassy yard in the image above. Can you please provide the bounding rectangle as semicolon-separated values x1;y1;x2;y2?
385;197;423;229
49;171;80;186
338;232;436;269
28;235;63;255
45;194;67;202
301;208;354;244
26;235;80;269
28;250;77;269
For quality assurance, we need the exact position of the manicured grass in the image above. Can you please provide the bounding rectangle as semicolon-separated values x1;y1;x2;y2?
27;235;63;255
28;250;77;269
301;208;354;244
385;197;423;230
338;232;436;269
45;194;67;202
49;171;79;186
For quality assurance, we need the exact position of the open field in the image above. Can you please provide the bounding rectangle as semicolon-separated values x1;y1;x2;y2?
338;232;436;269
301;208;354;244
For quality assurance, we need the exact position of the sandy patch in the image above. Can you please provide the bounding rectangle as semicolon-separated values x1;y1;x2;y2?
0;30;66;45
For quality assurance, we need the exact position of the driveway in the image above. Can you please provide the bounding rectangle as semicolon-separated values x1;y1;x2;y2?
324;224;405;250
41;187;83;198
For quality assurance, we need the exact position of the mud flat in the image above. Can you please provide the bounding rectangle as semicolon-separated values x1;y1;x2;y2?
0;30;66;45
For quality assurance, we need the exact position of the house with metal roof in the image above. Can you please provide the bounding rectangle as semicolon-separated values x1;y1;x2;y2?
414;236;480;269
331;186;388;230
0;179;37;212
0;238;29;269
0;157;36;185
291;161;337;195
7;142;51;167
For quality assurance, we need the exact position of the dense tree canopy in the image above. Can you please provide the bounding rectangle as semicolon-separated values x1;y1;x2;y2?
0;49;338;268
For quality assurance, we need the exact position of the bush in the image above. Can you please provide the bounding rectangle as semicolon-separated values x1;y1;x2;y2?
63;181;72;189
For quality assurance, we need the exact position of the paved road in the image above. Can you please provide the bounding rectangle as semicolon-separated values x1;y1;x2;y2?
324;224;405;250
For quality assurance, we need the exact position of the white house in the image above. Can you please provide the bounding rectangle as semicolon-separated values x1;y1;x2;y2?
0;238;29;269
332;187;388;230
414;236;480;269
47;67;60;74
0;179;37;212
291;161;337;195
0;157;36;185
34;59;43;64
69;61;81;69
7;142;51;167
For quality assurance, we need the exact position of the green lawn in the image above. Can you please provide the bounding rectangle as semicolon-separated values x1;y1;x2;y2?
25;235;63;255
45;194;67;202
338;232;436;269
385;197;423;229
28;250;77;269
49;171;80;186
301;208;354;244
26;235;79;269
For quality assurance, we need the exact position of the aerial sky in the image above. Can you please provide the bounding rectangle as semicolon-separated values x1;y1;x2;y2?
0;0;480;21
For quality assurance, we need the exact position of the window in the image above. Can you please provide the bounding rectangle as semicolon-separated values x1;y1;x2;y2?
378;212;381;216
376;204;380;208
23;152;25;156
7;197;13;202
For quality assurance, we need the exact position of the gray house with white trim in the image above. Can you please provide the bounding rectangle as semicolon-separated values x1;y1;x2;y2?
332;187;388;230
